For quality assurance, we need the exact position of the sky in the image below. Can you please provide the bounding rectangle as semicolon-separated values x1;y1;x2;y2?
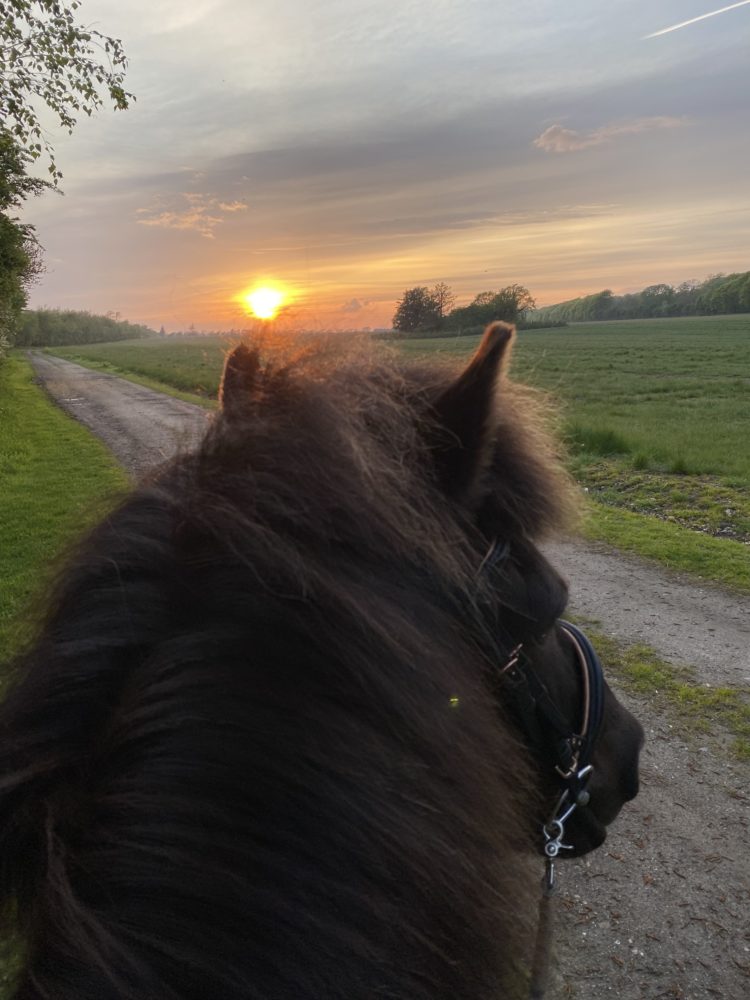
21;0;750;331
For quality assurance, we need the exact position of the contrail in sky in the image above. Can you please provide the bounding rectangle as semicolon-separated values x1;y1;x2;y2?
644;0;750;38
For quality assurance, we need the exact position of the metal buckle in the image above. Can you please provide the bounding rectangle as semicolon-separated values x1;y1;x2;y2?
542;816;574;859
541;764;594;858
554;736;585;781
497;642;523;676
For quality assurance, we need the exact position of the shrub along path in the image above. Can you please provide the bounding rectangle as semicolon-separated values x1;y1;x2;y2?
25;351;750;999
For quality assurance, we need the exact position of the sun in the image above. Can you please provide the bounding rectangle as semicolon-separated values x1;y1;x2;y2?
243;286;285;321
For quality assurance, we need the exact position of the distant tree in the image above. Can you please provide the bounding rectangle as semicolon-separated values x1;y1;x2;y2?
431;282;455;324
588;290;615;320
640;284;675;317
492;284;536;323
446;285;536;328
392;287;441;332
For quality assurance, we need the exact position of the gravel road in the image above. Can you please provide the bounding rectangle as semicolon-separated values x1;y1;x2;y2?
31;352;750;999
30;352;209;476
545;541;750;691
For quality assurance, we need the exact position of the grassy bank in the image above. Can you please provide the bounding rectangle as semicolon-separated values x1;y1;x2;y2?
0;356;127;663
584;502;750;592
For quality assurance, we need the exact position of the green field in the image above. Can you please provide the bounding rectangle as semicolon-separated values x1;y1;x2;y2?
411;315;750;479
0;357;127;663
50;336;231;403
48;316;750;590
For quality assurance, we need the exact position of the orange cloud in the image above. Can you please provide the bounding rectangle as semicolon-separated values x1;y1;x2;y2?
136;193;248;238
534;116;689;154
340;297;371;313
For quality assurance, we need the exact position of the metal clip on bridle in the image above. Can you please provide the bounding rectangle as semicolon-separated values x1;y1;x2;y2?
541;761;594;884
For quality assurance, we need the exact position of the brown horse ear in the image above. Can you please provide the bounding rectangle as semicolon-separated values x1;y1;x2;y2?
432;321;515;499
220;343;261;418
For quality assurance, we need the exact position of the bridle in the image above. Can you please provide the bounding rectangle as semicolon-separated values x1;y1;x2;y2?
480;539;607;998
496;620;605;864
480;537;605;851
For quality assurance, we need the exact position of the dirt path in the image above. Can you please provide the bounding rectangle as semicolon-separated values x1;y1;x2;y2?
31;353;750;999
30;353;209;477
546;541;750;691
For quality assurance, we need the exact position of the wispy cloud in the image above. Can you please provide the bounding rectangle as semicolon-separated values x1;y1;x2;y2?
340;297;371;313
136;193;248;238
644;1;750;39
533;116;689;154
217;201;247;213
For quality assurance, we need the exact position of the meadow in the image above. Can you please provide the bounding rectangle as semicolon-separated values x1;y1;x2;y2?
402;315;750;475
48;315;750;589
51;336;231;401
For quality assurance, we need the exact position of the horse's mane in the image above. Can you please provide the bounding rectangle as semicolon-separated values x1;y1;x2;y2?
0;333;574;999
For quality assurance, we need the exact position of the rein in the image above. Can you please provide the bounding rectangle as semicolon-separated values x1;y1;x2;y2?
481;541;606;998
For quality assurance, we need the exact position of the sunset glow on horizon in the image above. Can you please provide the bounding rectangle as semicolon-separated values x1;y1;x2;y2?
21;1;750;332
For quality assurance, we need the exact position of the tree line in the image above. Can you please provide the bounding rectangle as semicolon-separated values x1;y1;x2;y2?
530;272;750;324
15;309;157;347
392;283;540;334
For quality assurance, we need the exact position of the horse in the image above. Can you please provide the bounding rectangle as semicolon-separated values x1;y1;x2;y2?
0;322;643;999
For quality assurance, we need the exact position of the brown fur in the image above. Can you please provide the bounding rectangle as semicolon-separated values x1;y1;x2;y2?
0;326;638;999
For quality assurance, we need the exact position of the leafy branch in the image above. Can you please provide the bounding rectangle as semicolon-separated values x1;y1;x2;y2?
0;0;133;183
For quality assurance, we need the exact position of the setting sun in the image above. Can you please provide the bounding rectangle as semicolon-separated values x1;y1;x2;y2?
244;287;285;321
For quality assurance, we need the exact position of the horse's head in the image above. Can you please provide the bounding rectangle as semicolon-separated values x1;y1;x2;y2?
419;321;643;857
218;323;643;859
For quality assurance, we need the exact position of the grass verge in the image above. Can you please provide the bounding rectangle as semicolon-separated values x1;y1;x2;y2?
0;355;127;663
571;457;750;543
584;627;750;761
582;502;750;593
